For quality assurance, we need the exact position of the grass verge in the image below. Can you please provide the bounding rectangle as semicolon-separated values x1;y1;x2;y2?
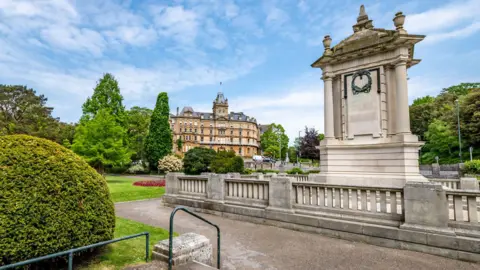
80;217;170;270
107;176;165;203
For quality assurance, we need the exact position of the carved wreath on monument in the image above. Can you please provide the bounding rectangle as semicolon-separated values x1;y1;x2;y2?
351;70;372;95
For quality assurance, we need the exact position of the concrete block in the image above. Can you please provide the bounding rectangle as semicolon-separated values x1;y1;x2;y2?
362;224;399;240
207;174;224;201
398;229;427;245
458;237;480;253
267;177;293;212
166;172;184;195
426;233;459;249
459;177;479;190
457;251;480;262
153;233;212;266
403;181;450;229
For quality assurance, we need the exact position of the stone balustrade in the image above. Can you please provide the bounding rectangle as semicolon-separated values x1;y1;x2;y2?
225;178;269;206
163;173;480;262
293;183;403;221
178;176;208;196
430;178;460;189
292;174;309;182
446;190;480;232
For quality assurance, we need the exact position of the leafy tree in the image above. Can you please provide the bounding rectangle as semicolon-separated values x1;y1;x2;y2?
183;147;217;174
300;126;321;162
441;83;480;96
460;89;480;148
145;92;173;170
126;106;152;162
410;96;436;140
260;124;289;160
0;85;66;142
287;146;298;163
72;109;131;173
177;137;183;151
421;119;458;164
81;73;125;124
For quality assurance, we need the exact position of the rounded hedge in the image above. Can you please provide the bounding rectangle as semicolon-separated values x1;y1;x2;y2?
0;135;115;265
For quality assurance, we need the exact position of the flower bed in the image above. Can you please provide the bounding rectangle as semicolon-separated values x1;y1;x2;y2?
133;180;166;187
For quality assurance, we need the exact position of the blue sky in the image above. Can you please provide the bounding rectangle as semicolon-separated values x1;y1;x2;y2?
1;0;479;143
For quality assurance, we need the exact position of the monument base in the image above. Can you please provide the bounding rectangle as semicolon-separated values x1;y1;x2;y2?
317;137;427;188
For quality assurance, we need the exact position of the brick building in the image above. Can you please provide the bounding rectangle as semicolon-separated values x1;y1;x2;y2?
170;92;260;157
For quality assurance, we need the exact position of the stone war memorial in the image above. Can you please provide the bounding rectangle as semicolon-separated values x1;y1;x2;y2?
311;5;426;188
163;5;480;264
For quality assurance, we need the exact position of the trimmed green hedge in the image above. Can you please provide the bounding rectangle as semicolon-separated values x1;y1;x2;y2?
0;135;115;265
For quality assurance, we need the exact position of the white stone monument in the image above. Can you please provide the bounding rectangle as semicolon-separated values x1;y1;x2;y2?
311;5;427;188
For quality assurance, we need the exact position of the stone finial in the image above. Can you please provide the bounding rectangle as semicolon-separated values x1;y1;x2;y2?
393;11;407;34
353;5;373;32
323;35;332;55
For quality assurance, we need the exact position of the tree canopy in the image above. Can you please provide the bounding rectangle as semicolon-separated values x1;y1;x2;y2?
410;82;480;163
0;84;74;144
299;126;322;162
260;124;289;160
126;106;152;163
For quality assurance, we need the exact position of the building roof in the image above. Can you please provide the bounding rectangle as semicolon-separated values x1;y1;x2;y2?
214;92;228;104
258;124;271;135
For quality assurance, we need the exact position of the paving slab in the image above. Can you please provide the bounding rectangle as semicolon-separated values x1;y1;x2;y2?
115;198;480;270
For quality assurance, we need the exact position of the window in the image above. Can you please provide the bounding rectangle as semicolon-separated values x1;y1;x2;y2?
195;136;197;141
230;137;233;142
230;130;233;135
247;148;250;154
201;128;204;134
190;128;192;132
210;137;213;142
239;148;242;153
201;137;204;142
184;128;187;132
195;128;197;133
247;131;250;136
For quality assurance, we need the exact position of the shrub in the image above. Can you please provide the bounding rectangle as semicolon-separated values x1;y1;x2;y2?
158;155;183;173
256;169;279;174
308;170;321;174
287;168;304;174
463;160;480;175
133;180;166;187
183;147;217;175
0;135;115;266
210;150;244;173
243;168;254;175
127;163;147;174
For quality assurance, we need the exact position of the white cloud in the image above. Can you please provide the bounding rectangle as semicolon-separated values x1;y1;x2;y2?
405;0;480;33
40;25;106;56
424;21;480;44
151;5;199;44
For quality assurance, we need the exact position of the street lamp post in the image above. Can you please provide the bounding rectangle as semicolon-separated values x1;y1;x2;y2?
297;130;301;167
455;100;463;163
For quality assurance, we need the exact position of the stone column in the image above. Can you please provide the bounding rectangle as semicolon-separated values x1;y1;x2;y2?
207;174;225;201
394;61;411;134
166;172;184;195
323;74;335;138
266;177;294;213
400;182;453;235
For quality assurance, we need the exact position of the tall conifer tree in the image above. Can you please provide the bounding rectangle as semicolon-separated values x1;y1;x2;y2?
145;92;172;169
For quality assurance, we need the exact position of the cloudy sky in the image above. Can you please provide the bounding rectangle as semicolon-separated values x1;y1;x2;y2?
1;0;479;143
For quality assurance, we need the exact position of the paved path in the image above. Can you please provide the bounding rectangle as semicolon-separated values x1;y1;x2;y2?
116;199;479;270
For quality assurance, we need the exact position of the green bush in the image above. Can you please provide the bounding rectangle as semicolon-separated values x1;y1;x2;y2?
210;150;244;174
126;163;148;174
243;168;254;175
255;169;279;174
0;135;115;266
183;147;217;175
463;160;480;175
286;168;304;174
308;170;321;174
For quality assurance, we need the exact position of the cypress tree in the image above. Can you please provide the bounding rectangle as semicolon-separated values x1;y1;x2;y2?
145;92;173;169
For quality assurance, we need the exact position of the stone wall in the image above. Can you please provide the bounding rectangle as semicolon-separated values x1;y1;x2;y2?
420;164;461;179
164;173;480;262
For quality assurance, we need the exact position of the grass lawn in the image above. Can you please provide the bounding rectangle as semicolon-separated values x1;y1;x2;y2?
81;217;171;270
107;176;165;203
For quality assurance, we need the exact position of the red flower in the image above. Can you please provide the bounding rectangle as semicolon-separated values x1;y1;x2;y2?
132;180;166;187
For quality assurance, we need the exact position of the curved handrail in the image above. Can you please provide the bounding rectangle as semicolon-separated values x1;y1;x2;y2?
168;206;220;270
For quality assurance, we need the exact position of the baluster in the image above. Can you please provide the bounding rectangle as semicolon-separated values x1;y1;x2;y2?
343;189;350;209
254;184;259;199
380;191;387;213
467;196;478;223
311;186;318;206
303;186;307;205
390;191;397;214
370;190;377;212
327;188;333;207
454;195;464;221
361;190;367;211
265;184;269;200
334;188;341;208
298;186;304;205
319;187;325;206
247;183;252;199
351;189;358;210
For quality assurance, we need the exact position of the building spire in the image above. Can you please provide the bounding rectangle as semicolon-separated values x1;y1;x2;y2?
353;4;373;32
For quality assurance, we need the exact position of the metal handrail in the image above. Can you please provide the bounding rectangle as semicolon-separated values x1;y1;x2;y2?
0;232;150;270
168;206;220;270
